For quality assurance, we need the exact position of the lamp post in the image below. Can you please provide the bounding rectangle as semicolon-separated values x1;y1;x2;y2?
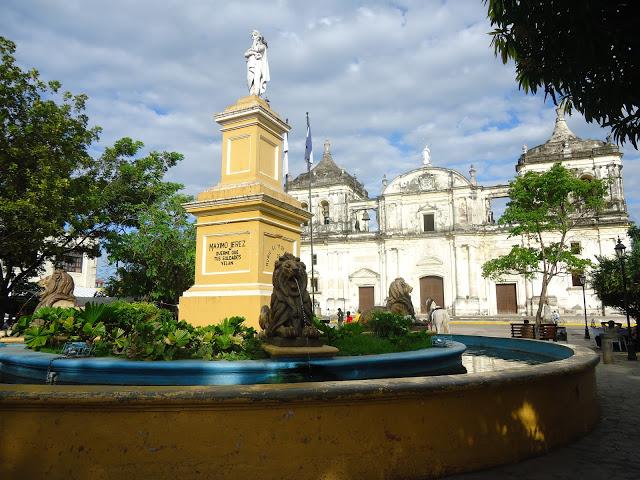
615;238;637;361
579;273;589;339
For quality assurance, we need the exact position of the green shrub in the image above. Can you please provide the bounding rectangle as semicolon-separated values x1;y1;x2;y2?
331;330;433;356
15;302;261;360
366;311;413;338
336;322;365;337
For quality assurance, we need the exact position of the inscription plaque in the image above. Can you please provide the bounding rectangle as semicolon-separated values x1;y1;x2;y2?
262;233;294;273
204;232;250;274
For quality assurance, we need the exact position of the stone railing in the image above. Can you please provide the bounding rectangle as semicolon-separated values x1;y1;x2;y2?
302;221;378;237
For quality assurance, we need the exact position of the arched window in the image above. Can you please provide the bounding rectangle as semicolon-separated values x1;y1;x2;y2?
320;200;330;224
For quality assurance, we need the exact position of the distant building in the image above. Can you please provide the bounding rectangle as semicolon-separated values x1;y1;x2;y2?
287;111;629;318
39;251;99;297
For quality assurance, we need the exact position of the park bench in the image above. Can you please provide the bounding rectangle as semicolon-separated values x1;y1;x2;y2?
510;323;535;339
538;323;558;341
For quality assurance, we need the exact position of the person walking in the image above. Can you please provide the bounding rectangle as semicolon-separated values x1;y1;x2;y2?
337;308;344;327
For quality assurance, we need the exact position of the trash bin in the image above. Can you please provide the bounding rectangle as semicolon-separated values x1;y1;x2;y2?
556;326;567;342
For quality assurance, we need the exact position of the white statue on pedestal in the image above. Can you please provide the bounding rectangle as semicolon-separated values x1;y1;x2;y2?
245;30;270;97
422;144;431;165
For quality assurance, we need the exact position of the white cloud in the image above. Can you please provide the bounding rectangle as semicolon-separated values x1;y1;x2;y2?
1;0;637;226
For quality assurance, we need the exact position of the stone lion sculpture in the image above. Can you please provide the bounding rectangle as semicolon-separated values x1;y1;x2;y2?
35;268;76;310
259;252;319;340
386;277;416;319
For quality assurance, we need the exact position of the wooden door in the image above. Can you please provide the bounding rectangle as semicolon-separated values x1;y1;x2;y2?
420;276;445;313
358;286;374;312
496;284;517;314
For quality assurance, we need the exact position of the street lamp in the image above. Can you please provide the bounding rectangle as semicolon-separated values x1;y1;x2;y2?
579;273;589;339
615;238;637;361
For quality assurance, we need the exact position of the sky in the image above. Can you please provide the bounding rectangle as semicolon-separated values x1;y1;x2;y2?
2;0;638;276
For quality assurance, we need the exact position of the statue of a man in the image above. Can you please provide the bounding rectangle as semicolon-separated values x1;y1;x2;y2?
245;30;270;97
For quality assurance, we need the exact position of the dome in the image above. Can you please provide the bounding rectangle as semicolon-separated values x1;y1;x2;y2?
517;106;617;170
288;139;368;197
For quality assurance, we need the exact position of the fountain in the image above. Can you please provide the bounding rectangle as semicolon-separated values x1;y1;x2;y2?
0;32;600;479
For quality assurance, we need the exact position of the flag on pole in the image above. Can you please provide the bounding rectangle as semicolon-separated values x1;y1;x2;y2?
283;130;289;177
304;112;313;165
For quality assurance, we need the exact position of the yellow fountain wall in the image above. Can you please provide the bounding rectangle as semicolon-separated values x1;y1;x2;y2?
0;353;599;480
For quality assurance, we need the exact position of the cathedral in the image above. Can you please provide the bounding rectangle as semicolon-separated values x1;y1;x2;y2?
287;110;629;318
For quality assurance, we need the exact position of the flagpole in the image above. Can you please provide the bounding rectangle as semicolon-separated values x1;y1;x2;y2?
284;118;289;192
305;112;315;314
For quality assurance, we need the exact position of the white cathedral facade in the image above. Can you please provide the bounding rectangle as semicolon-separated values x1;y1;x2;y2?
287;111;629;318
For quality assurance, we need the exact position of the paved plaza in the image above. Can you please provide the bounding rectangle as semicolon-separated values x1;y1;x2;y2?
447;322;640;480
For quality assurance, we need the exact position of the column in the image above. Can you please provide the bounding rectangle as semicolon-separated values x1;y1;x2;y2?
455;244;469;299
467;245;478;299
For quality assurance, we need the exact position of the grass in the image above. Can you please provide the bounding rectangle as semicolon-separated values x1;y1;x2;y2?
330;332;433;356
38;346;64;355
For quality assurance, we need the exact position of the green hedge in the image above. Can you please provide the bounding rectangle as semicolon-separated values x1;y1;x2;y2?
13;302;263;361
313;311;434;356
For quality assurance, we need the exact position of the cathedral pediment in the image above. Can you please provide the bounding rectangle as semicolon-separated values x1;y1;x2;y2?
417;203;438;212
349;267;380;280
416;255;443;267
383;166;470;195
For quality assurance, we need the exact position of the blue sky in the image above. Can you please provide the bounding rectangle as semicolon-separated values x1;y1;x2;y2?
2;0;638;278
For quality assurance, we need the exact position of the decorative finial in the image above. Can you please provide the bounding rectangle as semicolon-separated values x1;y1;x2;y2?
555;104;564;119
522;144;528;154
244;30;270;97
469;164;477;186
548;103;577;143
382;174;388;187
422;144;431;165
324;139;330;155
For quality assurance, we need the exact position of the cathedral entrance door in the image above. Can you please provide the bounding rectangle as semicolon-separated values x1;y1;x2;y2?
420;276;445;312
496;284;517;314
358;286;374;312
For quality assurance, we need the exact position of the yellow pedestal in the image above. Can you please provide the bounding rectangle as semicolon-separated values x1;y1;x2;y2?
178;96;309;328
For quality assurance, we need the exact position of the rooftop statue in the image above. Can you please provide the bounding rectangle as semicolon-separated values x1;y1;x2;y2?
422;145;431;165
244;30;270;97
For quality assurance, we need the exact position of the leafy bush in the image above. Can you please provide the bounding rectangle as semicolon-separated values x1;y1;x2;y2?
331;330;433;356
17;304;431;359
312;313;432;356
15;302;260;360
366;311;413;338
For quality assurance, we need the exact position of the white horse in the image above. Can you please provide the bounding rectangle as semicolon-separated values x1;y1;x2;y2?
424;298;450;334
431;308;450;334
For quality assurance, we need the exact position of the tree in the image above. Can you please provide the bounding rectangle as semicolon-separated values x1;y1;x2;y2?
104;193;196;306
482;163;607;325
591;225;640;321
486;1;640;147
0;36;183;321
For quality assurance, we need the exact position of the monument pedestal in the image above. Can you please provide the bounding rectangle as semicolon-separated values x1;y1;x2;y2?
178;96;309;328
